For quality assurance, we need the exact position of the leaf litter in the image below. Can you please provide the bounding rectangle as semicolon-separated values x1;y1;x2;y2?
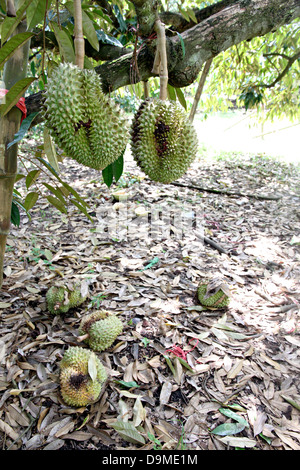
0;143;299;451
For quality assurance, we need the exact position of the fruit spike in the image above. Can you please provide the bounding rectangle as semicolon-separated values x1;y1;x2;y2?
43;63;129;170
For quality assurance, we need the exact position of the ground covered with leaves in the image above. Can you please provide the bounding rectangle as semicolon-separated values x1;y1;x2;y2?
0;142;299;451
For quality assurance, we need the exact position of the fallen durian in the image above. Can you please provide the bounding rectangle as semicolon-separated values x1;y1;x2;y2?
46;283;86;314
197;279;230;309
130;98;198;183
43;62;128;170
59;346;107;407
78;310;123;352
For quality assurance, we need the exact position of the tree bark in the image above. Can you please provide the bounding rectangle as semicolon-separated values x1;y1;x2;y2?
0;21;31;289
25;0;300;113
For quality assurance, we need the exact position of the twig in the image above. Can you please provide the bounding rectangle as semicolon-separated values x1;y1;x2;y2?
169;181;282;200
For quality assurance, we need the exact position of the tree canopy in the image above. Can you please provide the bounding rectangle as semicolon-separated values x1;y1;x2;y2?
0;0;297;121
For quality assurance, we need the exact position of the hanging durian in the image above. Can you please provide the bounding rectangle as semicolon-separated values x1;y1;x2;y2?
59;346;107;407
43;63;128;170
130;19;198;184
78;310;123;352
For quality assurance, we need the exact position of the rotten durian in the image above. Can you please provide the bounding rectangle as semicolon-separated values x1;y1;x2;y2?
46;283;86;314
130;99;198;183
78;310;123;352
59;346;107;407
197;278;230;309
43;62;128;170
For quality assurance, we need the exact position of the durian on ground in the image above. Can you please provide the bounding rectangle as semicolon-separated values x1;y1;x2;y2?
130;98;198;184
197;282;230;309
46;283;86;314
43;62;129;170
59;346;107;407
78;310;123;352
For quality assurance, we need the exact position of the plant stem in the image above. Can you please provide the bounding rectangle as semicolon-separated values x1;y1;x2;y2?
74;0;85;69
189;58;213;122
152;19;168;101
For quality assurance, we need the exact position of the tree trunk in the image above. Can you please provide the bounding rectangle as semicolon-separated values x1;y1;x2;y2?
0;21;30;289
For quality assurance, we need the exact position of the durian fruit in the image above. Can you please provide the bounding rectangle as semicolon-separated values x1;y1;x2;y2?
197;279;230;309
59;346;107;407
46;283;86;314
78;310;123;352
130;98;198;183
43;62;128;170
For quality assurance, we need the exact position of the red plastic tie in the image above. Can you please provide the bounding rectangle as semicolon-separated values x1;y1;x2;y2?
0;89;27;123
165;338;199;361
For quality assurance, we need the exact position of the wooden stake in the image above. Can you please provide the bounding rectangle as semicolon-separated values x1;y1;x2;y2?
74;0;85;69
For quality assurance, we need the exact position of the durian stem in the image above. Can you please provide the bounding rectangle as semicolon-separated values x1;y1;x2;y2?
189;58;213;122
74;0;85;69
152;19;168;101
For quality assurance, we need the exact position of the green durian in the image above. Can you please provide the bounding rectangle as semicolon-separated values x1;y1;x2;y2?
197;280;230;309
59;346;107;407
79;310;123;352
43;62;128;170
130;98;198;183
46;283;86;314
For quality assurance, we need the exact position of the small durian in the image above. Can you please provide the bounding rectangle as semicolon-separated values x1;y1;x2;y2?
130;99;198;183
79;310;123;352
43;62;128;170
46;283;86;314
59;346;107;407
197;279;230;309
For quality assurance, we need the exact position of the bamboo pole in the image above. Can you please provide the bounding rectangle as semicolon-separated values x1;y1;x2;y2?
74;0;85;69
152;19;168;101
0;20;31;289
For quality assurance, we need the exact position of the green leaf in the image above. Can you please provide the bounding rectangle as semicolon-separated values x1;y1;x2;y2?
60;181;88;207
175;32;185;58
178;6;190;22
167;84;177;101
7;112;39;149
111;420;145;445
88;352;98;381
102;149;126;188
26;0;49;30
23;191;39;211
175;87;187;110
187;8;197;23
70;199;93;222
65;2;99;51
211;422;245;436
112;4;127;33
43;127;60;173
96;30;123;47
11;201;21;227
218;408;249;427
0;32;34;69
1;0;35;44
50;22;75;63
115;380;140;389
46;195;68;214
42;182;66;204
26;169;41;189
0;77;36;117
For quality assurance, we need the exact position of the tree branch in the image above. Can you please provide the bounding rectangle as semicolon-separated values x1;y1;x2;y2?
25;0;300;116
260;49;300;88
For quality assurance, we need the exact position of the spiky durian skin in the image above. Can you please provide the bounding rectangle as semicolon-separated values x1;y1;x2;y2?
79;311;123;352
43;63;128;170
46;284;86;314
130;99;198;183
197;283;230;308
59;346;107;407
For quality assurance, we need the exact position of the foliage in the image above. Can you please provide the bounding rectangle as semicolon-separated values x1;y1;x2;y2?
0;0;299;225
